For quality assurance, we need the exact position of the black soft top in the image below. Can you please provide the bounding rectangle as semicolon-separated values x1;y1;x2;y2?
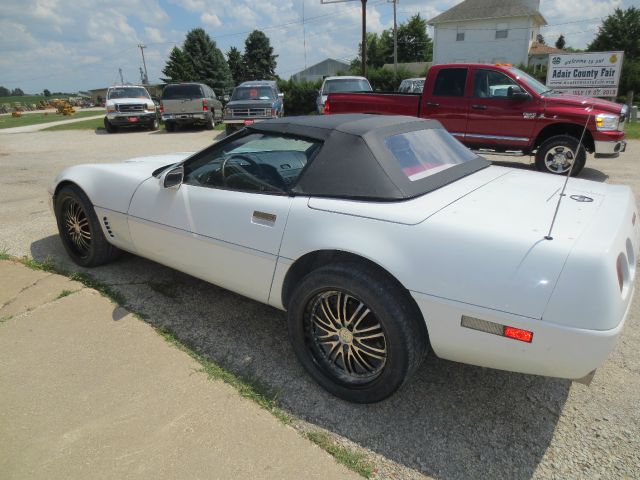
247;114;489;201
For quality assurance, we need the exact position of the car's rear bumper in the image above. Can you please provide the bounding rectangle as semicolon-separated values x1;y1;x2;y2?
411;289;632;380
162;112;209;124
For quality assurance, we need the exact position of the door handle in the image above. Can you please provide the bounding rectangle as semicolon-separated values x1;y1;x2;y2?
252;211;276;227
426;102;439;107
471;104;487;110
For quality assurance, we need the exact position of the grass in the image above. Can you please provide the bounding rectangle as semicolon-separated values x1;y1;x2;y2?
43;117;104;131
625;121;640;140
306;431;373;478
0;110;102;129
56;289;78;299
214;122;225;131
0;253;374;478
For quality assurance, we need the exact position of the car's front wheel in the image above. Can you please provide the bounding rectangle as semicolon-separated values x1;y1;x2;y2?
287;263;427;403
149;117;160;131
535;135;586;176
165;121;175;133
54;185;120;267
104;118;117;134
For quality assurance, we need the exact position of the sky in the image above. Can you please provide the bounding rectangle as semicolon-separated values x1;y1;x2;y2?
0;0;637;93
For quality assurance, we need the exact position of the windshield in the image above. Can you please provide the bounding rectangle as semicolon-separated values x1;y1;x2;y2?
385;129;478;182
163;84;203;99
231;86;275;101
322;79;372;95
507;67;548;95
107;87;150;100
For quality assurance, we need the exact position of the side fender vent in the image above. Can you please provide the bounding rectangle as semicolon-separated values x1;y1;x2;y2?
102;217;115;238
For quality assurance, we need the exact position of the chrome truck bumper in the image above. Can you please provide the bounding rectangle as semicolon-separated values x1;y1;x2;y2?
594;139;627;158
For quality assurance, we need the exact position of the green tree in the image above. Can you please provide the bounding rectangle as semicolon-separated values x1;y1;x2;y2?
396;14;433;63
182;28;233;94
0;86;10;97
588;7;640;96
536;33;545;44
161;46;195;83
43;89;51;97
11;88;24;96
555;34;566;50
227;46;244;85
242;30;278;80
588;7;640;58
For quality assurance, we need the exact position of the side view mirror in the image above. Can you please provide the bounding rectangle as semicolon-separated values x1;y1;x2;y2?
161;165;184;189
278;92;284;99
508;86;530;101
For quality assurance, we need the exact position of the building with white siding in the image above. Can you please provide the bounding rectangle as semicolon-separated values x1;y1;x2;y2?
428;0;547;66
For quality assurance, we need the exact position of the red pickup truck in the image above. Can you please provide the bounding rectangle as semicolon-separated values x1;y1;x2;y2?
325;64;628;176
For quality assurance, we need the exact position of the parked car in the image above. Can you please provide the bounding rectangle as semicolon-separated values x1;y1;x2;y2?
223;81;284;136
316;76;372;114
104;85;159;133
325;64;628;176
50;114;638;403
160;83;223;132
398;77;425;94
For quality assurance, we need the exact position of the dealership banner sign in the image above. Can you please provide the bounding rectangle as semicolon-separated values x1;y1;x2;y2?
546;51;624;97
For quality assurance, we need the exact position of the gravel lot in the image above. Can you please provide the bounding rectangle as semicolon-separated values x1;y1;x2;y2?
1;127;639;479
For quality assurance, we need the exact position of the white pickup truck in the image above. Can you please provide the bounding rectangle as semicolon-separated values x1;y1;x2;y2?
104;85;160;133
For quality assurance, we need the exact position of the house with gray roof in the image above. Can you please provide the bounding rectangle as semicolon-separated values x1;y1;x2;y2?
428;0;547;66
291;58;351;83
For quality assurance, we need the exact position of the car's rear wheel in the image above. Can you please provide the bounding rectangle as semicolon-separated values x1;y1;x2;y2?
54;185;120;267
104;118;117;134
149;117;159;131
165;121;175;133
535;135;586;176
287;263;427;403
205;113;215;130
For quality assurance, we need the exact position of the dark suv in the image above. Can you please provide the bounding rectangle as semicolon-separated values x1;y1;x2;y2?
160;83;223;132
223;81;284;136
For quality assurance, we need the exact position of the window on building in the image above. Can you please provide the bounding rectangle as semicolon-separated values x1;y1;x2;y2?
456;32;465;41
496;23;509;39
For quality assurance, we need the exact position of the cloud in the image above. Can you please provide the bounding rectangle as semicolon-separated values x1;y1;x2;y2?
145;27;165;43
201;12;222;27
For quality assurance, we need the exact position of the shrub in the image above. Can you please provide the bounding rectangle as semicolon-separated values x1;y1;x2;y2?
278;79;322;116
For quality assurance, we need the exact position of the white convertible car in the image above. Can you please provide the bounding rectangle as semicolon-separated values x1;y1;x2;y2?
50;114;638;403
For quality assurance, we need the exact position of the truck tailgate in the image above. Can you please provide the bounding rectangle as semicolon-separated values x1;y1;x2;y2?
327;92;420;116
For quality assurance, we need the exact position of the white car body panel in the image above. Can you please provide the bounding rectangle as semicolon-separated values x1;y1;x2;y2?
50;151;639;382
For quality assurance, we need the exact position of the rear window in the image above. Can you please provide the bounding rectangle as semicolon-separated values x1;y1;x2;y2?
384;129;477;181
433;68;467;97
162;84;203;100
322;79;372;95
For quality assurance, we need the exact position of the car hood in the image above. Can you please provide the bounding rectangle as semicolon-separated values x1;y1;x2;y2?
106;97;152;106
50;153;193;213
544;93;622;114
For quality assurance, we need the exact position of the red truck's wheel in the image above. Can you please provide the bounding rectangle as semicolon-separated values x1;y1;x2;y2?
535;135;586;176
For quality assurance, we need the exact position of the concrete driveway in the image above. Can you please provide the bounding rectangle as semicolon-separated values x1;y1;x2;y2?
1;128;639;479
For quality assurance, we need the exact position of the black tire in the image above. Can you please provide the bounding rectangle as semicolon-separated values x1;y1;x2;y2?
149;116;160;131
165;121;175;133
287;263;427;403
535;135;586;176
54;185;120;267
205;113;215;130
104;118;117;134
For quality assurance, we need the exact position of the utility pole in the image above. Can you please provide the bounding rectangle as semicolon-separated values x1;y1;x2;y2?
119;68;124;84
391;0;398;75
302;0;307;70
138;44;149;84
321;0;368;77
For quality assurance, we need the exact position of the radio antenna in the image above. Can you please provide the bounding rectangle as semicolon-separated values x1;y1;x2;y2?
544;104;593;241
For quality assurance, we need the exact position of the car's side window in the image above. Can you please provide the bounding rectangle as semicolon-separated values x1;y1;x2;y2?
473;69;520;99
183;133;321;194
433;68;468;97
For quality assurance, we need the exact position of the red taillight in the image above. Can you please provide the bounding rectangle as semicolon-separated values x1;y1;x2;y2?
323;99;330;115
159;103;164;113
504;326;533;343
202;100;208;111
271;108;277;117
